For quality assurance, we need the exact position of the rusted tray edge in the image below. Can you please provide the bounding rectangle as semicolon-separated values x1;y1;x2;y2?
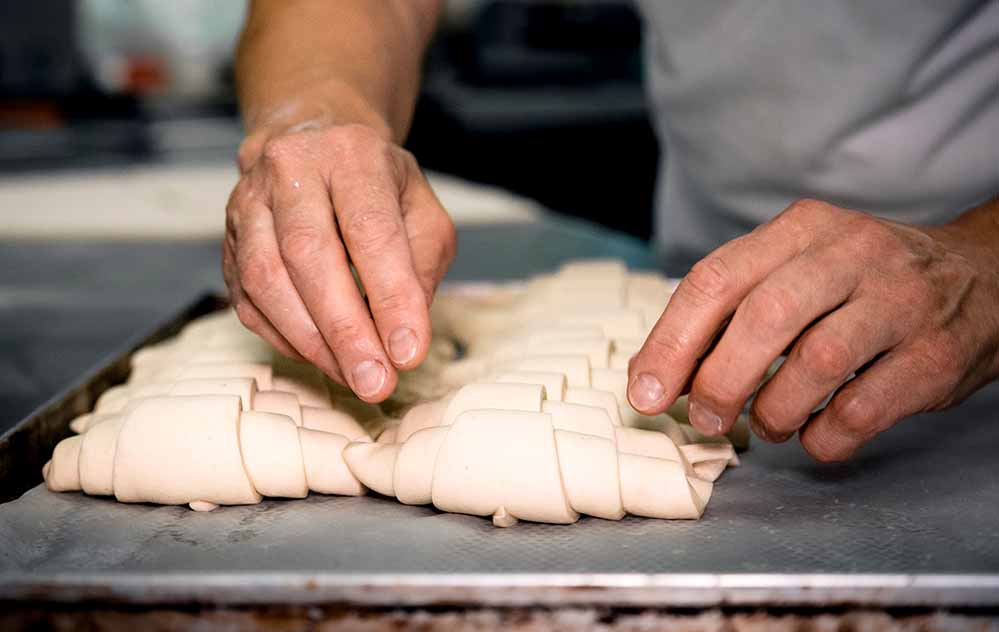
0;292;228;504
0;572;997;608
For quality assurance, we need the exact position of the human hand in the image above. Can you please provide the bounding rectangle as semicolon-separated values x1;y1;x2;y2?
224;122;456;402
628;199;999;461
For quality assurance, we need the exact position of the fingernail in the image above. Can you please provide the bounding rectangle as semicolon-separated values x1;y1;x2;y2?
629;372;665;411
749;410;789;443
748;411;767;441
388;327;418;364
352;360;386;397
688;398;724;435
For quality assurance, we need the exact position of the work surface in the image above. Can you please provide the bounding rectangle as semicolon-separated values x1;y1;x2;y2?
0;219;650;434
1;387;998;594
1;385;997;608
1;219;997;608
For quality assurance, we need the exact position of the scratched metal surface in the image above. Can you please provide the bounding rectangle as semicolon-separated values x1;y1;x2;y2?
2;383;998;576
1;221;998;607
0;384;997;607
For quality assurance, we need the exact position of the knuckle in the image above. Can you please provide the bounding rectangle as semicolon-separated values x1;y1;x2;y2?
224;208;238;236
863;216;896;241
437;214;458;262
225;181;253;230
297;334;330;365
236;144;257;173
828;387;880;437
260;136;296;165
369;287;417;316
785;198;829;220
742;284;799;336
920;336;966;392
329;123;384;156
394;146;420;172
225;179;247;214
319;311;365;350
751;403;791;439
278;225;327;268
237;134;267;172
798;331;854;385
233;300;261;331
803;434;851;463
692;368;741;408
222;260;237;288
772;199;835;242
856;219;898;253
221;239;234;266
238;253;281;299
645;328;688;364
344;210;402;255
684;255;734;304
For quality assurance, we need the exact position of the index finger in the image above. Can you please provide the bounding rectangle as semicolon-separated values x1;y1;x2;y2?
265;155;398;402
330;142;432;370
627;201;824;415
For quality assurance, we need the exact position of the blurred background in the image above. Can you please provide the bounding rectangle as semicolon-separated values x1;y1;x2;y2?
0;0;658;238
0;0;661;430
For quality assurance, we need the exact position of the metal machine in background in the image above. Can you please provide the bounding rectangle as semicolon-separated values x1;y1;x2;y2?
412;0;659;239
0;0;658;238
0;0;242;170
0;0;81;101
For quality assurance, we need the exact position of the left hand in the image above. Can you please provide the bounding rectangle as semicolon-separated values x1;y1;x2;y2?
628;198;999;462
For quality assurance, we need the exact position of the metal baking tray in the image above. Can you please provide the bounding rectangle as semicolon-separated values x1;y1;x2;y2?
1;292;997;609
0;293;227;505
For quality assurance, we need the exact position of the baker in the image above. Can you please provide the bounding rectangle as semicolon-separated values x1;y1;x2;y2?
223;2;998;462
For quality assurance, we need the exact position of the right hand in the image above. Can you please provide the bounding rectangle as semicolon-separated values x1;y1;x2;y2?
223;122;457;402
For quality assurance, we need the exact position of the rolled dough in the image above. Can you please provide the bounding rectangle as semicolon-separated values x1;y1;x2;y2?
44;259;748;526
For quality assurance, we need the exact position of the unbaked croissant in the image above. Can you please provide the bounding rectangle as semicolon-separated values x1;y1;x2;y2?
344;382;732;527
73;376;366;440
45;394;367;510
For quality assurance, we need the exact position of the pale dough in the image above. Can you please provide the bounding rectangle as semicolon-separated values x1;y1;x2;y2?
44;259;748;526
46;394;368;508
343;381;731;526
72;376;365;440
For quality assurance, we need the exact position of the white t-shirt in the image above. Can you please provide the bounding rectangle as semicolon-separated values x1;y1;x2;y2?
634;0;999;264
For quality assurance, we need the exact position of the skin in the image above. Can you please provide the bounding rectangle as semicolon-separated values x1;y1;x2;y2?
227;0;451;403
628;197;999;462
233;3;999;461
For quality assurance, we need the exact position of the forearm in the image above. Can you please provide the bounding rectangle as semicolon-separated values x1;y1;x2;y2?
236;0;443;145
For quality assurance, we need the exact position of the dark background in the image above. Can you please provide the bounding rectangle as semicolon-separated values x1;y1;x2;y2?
0;0;658;239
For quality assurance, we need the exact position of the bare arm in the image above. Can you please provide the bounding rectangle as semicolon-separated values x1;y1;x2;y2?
236;0;443;155
225;0;456;403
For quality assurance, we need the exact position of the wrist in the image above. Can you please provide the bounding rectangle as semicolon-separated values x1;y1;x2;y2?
938;197;999;268
934;198;999;382
239;79;395;169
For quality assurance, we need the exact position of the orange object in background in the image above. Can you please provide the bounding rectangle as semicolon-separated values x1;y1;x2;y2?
0;100;63;129
123;55;169;96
